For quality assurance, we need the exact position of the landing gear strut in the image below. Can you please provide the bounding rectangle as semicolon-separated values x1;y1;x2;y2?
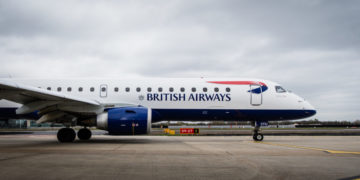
252;121;264;141
57;128;76;142
77;128;92;140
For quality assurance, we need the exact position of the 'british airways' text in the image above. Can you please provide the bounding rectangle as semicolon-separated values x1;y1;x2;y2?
146;93;231;102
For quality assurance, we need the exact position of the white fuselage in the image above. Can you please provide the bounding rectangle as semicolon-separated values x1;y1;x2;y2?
0;78;316;122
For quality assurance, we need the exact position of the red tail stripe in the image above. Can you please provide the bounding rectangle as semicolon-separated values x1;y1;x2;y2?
207;81;266;86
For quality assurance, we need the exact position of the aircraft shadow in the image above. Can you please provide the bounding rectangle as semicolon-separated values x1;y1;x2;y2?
0;131;34;135
73;138;167;144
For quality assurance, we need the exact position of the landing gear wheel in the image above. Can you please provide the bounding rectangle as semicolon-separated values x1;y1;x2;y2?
57;128;76;142
77;128;92;140
253;133;264;141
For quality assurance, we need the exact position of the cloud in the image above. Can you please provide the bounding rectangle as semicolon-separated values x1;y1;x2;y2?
0;0;359;121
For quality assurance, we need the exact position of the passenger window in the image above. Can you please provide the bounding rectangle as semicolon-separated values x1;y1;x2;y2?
125;87;130;92
79;87;83;92
180;87;185;92
158;87;163;92
57;87;62;92
47;87;51;91
90;87;95;92
67;87;72;92
226;87;231;92
275;86;286;93
136;87;141;92
214;87;219;92
147;87;152;92
169;87;174;92
192;87;196;92
203;87;207;92
114;87;119;92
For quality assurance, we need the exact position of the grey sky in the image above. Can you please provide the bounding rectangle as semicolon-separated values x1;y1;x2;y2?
0;0;359;121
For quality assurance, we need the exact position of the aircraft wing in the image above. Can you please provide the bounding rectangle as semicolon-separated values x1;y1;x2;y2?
0;79;103;124
0;79;100;105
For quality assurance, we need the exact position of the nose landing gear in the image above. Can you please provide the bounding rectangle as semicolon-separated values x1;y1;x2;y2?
253;132;264;141
252;121;264;141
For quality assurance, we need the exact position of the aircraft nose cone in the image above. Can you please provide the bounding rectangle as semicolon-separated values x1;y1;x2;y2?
303;100;315;110
302;101;316;118
304;109;317;117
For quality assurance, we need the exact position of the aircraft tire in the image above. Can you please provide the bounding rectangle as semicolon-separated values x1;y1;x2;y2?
253;133;264;141
77;128;92;140
57;128;76;142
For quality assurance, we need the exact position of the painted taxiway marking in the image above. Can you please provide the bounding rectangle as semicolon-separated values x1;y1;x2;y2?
254;141;360;155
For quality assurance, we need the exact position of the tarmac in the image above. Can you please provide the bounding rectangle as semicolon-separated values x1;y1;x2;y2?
0;134;359;180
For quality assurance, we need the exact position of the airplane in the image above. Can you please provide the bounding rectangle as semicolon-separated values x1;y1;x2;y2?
0;77;316;142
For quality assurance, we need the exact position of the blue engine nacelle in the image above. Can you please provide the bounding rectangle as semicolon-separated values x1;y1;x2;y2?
96;107;151;135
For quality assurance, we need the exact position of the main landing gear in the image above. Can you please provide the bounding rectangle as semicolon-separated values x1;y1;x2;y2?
57;128;76;142
252;121;264;141
57;128;92;142
77;128;92;140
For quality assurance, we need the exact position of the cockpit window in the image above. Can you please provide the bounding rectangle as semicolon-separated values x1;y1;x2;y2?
275;86;286;93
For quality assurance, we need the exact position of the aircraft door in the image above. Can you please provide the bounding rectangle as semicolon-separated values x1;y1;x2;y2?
100;84;108;98
250;84;262;106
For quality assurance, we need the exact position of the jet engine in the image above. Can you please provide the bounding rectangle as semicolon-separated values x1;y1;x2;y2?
96;107;151;135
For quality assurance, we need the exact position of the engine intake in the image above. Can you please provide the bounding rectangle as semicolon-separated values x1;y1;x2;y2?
96;107;151;135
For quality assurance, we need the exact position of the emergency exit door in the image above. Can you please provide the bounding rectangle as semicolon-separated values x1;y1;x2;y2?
250;84;262;106
100;84;108;98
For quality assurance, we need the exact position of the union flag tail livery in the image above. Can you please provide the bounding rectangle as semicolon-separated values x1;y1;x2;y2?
0;78;316;142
